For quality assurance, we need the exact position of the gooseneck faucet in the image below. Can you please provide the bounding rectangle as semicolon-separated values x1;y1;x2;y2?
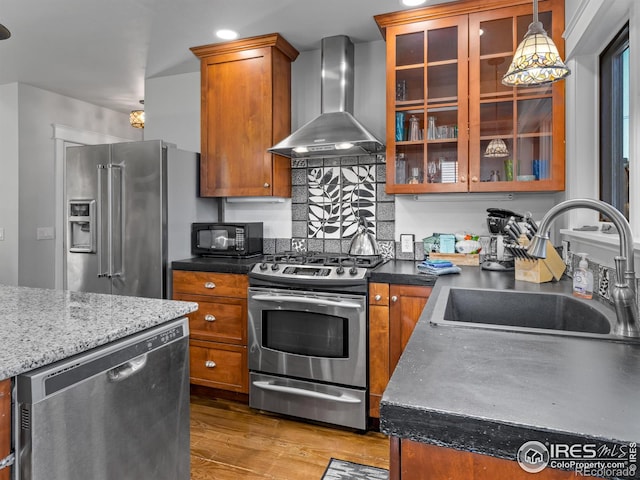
527;198;639;338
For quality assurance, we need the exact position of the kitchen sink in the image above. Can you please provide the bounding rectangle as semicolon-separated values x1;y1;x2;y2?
430;287;617;338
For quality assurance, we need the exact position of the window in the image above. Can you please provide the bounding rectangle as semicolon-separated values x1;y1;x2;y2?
599;24;630;219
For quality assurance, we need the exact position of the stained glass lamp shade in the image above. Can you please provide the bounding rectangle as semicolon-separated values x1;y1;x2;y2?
502;0;570;86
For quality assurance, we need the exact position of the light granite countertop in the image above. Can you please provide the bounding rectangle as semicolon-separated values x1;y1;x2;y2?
0;284;198;381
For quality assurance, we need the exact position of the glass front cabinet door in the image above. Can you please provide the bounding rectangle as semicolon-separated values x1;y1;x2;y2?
385;15;469;194
377;0;565;194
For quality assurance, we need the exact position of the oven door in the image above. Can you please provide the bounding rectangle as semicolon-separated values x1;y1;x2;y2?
248;287;367;388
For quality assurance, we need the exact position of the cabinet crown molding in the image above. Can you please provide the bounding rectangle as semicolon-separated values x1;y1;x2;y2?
191;33;299;61
375;0;549;37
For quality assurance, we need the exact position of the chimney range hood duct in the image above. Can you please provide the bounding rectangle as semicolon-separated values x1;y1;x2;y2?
268;35;385;159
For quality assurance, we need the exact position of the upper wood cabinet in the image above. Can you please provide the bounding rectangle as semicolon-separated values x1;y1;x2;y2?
191;34;299;197
375;0;566;194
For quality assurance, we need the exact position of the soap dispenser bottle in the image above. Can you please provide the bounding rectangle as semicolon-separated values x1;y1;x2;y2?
573;253;593;299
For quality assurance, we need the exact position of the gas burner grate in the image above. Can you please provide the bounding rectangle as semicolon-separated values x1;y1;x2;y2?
270;251;386;269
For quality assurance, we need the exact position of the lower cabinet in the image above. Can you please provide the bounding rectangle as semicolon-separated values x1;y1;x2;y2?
369;283;431;418
0;379;10;480
391;439;606;480
173;270;249;394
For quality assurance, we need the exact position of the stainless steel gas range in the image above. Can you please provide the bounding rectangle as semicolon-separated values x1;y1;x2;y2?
247;252;385;430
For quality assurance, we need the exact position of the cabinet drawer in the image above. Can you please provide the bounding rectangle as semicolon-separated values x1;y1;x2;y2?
189;340;248;393
176;295;246;344
369;283;390;306
173;270;248;298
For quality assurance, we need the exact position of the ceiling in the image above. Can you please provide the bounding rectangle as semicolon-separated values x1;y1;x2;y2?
0;0;451;114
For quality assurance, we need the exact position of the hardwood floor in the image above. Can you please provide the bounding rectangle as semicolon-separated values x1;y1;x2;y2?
190;395;390;479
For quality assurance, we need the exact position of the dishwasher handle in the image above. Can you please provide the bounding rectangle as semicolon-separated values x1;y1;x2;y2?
107;354;148;382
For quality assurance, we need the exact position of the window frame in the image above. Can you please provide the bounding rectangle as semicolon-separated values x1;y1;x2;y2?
599;23;630;220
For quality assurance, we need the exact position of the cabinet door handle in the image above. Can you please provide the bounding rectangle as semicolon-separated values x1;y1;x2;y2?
471;176;479;183
460;175;467;183
204;282;216;289
204;314;216;322
374;294;381;301
391;295;398;302
264;182;270;188
205;360;216;368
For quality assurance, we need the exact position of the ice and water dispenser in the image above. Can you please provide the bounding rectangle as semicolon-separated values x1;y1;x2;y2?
68;200;96;253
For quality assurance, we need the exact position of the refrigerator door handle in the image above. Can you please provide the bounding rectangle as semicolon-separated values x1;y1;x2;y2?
108;165;123;279
97;165;109;278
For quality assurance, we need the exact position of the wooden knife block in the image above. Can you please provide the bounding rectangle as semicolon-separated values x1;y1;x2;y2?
514;240;566;284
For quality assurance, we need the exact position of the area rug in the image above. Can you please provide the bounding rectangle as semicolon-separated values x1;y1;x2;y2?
321;458;389;480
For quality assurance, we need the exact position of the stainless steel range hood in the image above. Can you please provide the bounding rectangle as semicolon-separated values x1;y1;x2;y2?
269;35;385;159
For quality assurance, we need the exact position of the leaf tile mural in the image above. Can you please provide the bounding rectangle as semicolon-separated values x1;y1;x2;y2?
308;167;341;238
341;165;376;238
307;164;377;239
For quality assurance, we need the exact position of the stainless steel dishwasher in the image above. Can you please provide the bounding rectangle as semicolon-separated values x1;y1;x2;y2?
16;317;190;480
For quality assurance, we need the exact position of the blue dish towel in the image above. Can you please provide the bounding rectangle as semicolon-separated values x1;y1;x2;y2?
417;261;462;276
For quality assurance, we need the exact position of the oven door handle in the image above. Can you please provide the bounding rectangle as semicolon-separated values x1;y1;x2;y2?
252;381;362;404
251;294;362;309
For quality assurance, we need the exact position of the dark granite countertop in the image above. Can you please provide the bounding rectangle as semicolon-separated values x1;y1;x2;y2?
172;256;438;285
380;267;640;468
368;259;436;286
171;256;260;274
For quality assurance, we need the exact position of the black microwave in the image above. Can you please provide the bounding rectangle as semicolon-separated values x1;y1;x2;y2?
191;223;263;258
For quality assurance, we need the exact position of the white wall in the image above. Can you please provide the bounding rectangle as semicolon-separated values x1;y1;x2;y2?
0;83;20;285
561;0;639;269
144;71;201;153
16;84;140;289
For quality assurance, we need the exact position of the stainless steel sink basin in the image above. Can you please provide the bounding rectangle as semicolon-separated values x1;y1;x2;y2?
430;287;617;338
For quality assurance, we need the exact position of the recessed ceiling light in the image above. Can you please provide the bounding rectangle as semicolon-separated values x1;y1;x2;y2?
401;0;427;6
216;29;238;40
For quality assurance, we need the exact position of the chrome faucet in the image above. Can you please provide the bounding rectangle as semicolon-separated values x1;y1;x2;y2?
527;198;639;338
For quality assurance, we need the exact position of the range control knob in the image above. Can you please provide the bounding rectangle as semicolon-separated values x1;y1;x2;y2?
336;266;345;275
259;262;268;271
349;266;358;276
271;263;279;271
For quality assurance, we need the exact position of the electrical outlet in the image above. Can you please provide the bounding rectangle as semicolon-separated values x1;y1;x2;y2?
36;226;55;240
400;234;415;254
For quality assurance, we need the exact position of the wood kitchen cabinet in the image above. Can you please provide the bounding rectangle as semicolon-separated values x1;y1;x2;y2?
173;270;249;394
390;439;605;480
191;34;299;198
0;379;10;480
369;283;431;418
375;0;565;194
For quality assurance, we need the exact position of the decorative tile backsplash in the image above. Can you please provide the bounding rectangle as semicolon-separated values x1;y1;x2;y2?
289;154;396;259
564;249;640;308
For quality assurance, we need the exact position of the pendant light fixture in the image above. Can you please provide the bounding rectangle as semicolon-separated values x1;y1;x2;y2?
484;138;509;157
485;58;509;158
129;100;144;129
502;0;570;86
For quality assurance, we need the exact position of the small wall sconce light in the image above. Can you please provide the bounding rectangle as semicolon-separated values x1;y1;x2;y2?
130;100;145;129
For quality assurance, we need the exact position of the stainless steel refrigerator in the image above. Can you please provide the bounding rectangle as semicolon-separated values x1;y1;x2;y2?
64;140;215;298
